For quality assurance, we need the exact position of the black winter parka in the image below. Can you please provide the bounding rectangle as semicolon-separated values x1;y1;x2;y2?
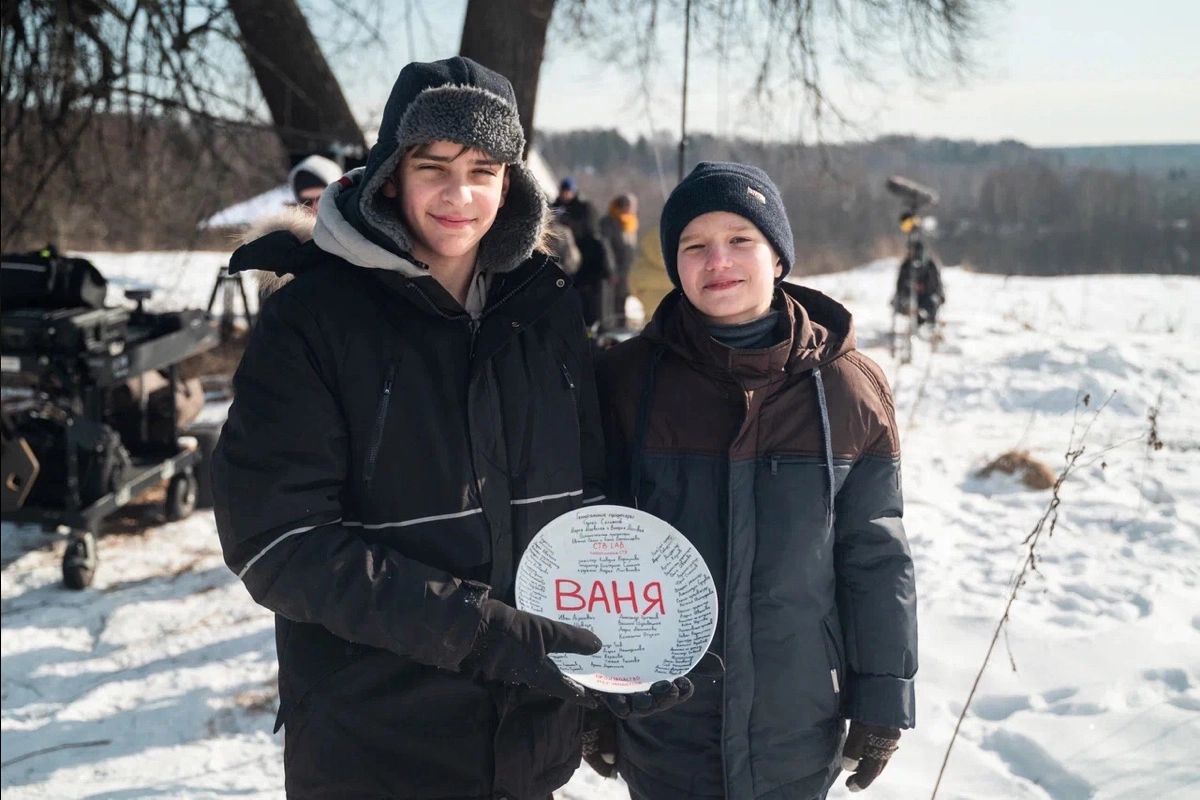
214;245;605;799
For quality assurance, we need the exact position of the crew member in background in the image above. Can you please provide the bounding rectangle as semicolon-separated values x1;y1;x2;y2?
288;153;342;213
598;193;639;328
892;240;944;327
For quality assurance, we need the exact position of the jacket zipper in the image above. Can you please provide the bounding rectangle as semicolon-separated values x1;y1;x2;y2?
560;362;580;439
721;461;734;797
482;260;549;318
363;362;398;488
560;361;576;397
406;261;549;361
411;259;550;321
464;261;549;364
822;616;845;674
721;381;751;798
821;617;845;702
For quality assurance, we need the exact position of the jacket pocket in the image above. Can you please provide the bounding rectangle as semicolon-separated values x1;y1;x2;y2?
363;360;399;488
821;614;845;711
274;620;367;733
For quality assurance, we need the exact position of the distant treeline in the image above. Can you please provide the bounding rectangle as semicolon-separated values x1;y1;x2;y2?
534;131;1200;276
3;109;1196;277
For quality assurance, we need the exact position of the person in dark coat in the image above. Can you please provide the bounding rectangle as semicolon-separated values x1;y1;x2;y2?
552;175;589;232
568;200;616;329
892;240;944;326
598;193;639;328
212;56;685;800
588;162;919;799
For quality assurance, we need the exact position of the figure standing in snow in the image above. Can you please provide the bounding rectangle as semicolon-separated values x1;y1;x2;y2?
892;239;944;328
212;57;686;799
589;162;918;798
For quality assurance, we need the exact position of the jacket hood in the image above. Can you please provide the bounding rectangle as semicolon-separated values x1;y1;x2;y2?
230;206;318;299
641;282;856;381
313;172;427;278
227;177;429;303
333;56;546;275
288;154;342;200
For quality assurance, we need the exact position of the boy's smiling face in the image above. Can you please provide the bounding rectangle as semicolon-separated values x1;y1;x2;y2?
676;211;782;325
383;140;509;270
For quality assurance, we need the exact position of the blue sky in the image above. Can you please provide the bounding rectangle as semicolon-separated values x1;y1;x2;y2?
330;0;1199;146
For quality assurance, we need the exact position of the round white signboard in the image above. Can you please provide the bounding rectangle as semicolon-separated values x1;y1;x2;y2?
515;504;718;693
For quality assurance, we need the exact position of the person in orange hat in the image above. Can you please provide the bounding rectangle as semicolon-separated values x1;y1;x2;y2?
598;193;639;327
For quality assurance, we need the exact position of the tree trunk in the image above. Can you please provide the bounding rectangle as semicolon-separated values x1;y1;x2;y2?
459;0;556;155
227;0;367;167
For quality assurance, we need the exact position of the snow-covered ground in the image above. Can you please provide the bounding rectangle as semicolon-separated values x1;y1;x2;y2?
3;254;1198;799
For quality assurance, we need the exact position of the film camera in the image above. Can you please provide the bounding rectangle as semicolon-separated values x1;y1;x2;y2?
1;247;220;589
885;175;939;238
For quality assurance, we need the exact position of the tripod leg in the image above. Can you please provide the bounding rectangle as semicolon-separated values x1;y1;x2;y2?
221;275;236;342
206;267;225;315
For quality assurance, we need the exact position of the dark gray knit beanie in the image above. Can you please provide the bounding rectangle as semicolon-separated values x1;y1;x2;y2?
660;162;795;288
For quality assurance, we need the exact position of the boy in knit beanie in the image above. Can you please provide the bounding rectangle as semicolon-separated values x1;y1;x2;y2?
590;161;918;799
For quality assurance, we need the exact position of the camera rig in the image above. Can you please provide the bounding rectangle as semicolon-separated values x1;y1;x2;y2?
885;174;939;243
2;249;220;589
883;176;940;364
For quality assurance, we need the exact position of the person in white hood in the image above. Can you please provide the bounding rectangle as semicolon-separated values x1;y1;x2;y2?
288;153;342;213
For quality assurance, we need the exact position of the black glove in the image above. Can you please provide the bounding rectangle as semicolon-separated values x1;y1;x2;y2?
580;677;695;779
841;720;901;792
593;677;695;719
460;597;602;705
581;715;619;778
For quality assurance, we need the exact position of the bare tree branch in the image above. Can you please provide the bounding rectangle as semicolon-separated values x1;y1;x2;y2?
1;0;370;248
553;0;997;144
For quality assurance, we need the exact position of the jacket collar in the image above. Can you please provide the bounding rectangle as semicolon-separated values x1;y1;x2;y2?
642;282;856;384
357;250;565;327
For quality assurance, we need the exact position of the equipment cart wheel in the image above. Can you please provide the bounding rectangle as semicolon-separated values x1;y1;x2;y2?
165;470;198;521
62;530;97;590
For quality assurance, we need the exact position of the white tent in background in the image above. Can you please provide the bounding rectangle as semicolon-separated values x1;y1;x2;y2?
201;185;294;229
202;147;562;231
525;147;560;198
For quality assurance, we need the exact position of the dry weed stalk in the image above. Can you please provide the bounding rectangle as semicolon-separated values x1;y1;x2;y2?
930;391;1113;799
1136;385;1165;512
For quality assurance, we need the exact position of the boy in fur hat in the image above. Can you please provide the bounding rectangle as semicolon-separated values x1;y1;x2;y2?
213;57;688;799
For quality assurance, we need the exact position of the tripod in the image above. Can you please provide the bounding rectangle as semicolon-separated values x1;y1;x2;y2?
206;265;255;342
884;175;938;367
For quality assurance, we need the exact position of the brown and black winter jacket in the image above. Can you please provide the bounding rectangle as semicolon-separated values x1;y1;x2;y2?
596;285;918;799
